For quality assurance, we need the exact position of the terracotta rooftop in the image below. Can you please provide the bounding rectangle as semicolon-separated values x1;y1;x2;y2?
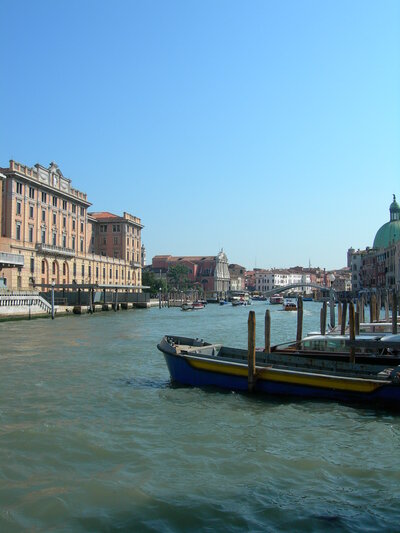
90;212;119;220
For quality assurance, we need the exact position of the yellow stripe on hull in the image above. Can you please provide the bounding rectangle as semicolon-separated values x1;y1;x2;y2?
187;357;384;393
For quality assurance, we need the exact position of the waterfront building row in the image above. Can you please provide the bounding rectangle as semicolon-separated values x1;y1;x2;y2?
348;195;400;292
0;160;144;291
151;251;230;297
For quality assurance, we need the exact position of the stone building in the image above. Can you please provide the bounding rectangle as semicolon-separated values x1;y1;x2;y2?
228;264;246;291
151;250;230;298
0;160;143;291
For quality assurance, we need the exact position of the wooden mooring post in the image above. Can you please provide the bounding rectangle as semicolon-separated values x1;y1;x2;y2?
296;296;303;342
264;310;271;354
370;293;376;323
349;301;356;363
385;290;390;321
392;290;398;335
341;302;347;335
337;301;342;326
320;301;327;334
248;311;256;392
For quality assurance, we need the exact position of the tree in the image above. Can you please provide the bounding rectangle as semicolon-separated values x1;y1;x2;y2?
167;264;190;291
142;270;167;296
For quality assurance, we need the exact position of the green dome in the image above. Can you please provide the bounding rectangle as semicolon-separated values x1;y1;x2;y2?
373;194;400;249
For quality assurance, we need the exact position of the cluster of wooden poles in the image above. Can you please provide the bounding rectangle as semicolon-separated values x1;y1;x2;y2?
246;292;399;392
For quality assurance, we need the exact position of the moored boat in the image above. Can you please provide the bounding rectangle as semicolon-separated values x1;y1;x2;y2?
157;334;400;409
269;295;284;305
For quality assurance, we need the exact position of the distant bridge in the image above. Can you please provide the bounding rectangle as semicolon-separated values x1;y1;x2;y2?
262;283;335;297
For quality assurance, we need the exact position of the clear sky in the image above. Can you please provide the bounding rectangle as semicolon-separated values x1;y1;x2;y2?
1;0;399;270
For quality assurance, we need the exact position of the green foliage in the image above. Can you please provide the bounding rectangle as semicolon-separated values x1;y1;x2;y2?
167;264;190;290
142;270;167;296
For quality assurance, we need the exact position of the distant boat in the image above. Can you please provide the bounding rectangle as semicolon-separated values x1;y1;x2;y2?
219;300;229;305
192;302;205;309
283;297;297;311
269;295;284;305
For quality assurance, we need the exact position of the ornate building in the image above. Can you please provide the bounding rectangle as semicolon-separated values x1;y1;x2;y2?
349;195;400;291
0;160;143;291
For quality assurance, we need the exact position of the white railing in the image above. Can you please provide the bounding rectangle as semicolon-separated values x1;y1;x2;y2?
0;252;24;267
0;294;52;313
36;243;75;257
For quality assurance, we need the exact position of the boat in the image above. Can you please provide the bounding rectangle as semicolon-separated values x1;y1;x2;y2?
219;300;229;305
283;297;297;311
181;303;194;311
157;334;400;408
192;302;205;309
269;295;284;305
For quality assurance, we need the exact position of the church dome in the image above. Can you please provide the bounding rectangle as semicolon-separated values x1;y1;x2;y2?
373;194;400;249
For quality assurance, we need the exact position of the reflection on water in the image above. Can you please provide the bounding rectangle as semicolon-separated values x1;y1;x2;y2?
0;302;399;532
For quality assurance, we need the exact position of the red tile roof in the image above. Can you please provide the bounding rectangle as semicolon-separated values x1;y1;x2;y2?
90;211;119;220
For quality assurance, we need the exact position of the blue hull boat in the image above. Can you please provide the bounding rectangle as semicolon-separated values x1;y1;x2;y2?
157;335;400;408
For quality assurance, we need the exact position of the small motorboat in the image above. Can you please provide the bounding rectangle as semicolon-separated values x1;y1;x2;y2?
283;297;297;311
192;302;205;309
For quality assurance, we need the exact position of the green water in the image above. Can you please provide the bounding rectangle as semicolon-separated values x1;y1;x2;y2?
1;302;399;532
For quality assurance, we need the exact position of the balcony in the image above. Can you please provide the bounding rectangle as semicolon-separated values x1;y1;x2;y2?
36;243;75;257
131;261;141;268
0;252;24;268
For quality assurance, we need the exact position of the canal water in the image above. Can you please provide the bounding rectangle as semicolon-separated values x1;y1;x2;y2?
1;302;399;532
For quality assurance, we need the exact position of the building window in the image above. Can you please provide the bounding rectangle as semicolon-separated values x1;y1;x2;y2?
100;224;107;232
72;236;75;250
42;210;46;222
41;191;47;203
30;257;35;273
72;204;76;214
42;260;46;274
114;237;118;245
116;269;118;279
80;239;84;252
80;207;85;217
62;200;67;210
52;196;57;207
81;264;85;277
16;223;21;240
41;229;46;243
52;233;57;246
73;263;76;276
53;213;56;225
128;270;130;280
29;205;34;218
80;222;84;233
72;219;76;231
29;187;35;199
109;267;112;278
112;224;120;232
29;226;33;243
103;267;105;279
88;266;91;278
62;235;66;248
96;266;99;279
16;201;21;215
16;182;23;194
63;217;66;228
52;262;56;275
63;263;67;275
103;237;106;245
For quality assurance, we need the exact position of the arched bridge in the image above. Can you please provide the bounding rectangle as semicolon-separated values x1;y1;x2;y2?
263;283;335;297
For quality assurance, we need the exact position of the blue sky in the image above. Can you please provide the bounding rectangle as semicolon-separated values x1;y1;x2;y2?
1;0;399;270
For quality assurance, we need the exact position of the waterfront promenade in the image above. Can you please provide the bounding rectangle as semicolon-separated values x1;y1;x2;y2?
1;301;400;531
